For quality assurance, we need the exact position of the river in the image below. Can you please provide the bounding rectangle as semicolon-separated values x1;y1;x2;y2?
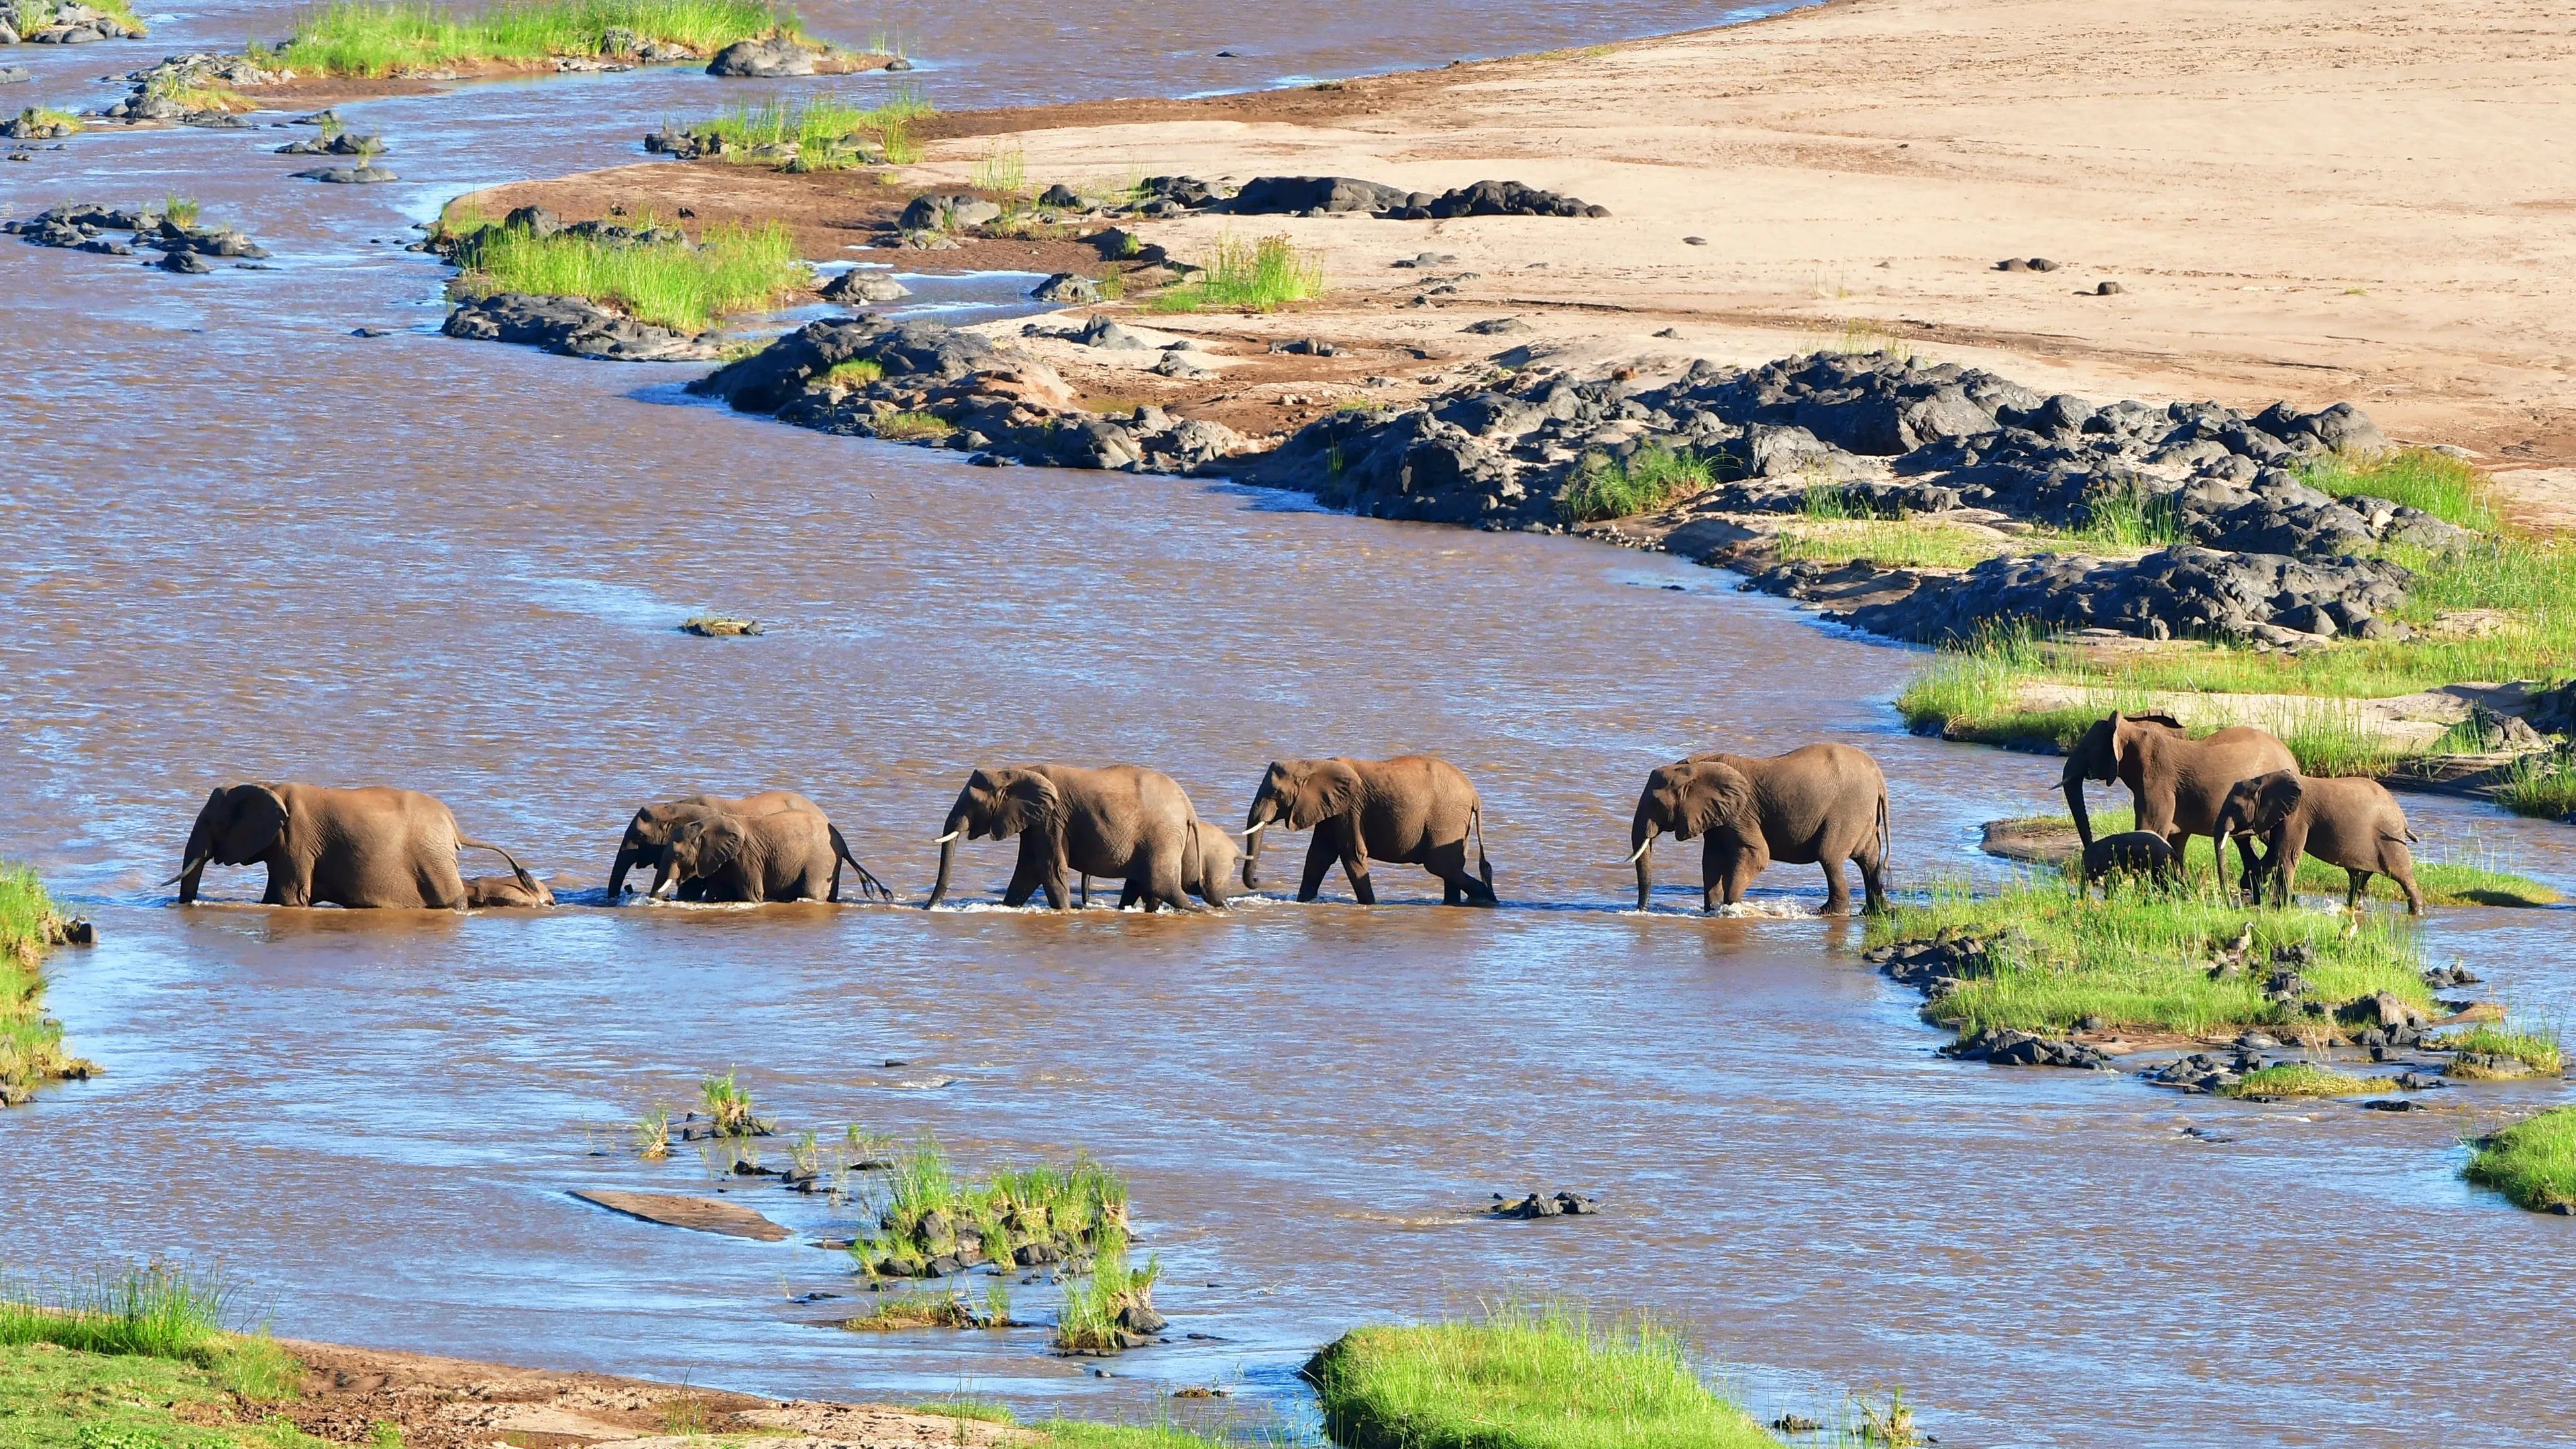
3;1;2574;1444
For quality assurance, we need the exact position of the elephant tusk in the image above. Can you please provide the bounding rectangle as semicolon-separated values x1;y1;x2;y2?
934;830;961;845
1238;821;1268;838
1623;837;1655;865
160;852;211;888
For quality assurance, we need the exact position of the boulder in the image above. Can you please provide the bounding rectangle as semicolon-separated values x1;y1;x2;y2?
706;35;818;76
688;317;997;413
1228;174;1409;214
1029;271;1099;304
292;164;399;183
818;269;910;303
895;193;1002;233
441;292;716;362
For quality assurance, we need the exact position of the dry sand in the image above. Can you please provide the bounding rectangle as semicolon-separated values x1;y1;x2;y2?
473;0;2576;525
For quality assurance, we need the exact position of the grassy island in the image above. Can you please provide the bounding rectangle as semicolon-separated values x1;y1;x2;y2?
2465;1106;2576;1214
276;0;808;78
2;864;91;1106
442;210;808;331
1982;806;2563;908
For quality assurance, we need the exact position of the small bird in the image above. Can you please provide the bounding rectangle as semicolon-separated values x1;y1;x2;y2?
2229;921;2256;959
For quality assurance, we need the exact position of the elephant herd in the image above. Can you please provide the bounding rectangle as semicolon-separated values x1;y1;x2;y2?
160;714;2426;916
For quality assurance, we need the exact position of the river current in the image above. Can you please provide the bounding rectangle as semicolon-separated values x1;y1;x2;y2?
3;2;2573;1444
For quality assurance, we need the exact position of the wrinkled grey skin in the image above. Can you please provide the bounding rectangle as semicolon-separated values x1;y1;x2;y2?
1629;744;1888;915
2077;830;2176;899
463;873;557;908
1081;818;1241;910
2215;769;2424;914
2061;712;2293;885
171;782;539;910
609;791;890;904
927;764;1205;912
1241;755;1495;906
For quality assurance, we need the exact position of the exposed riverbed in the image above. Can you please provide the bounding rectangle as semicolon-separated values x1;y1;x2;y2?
4;1;2576;1445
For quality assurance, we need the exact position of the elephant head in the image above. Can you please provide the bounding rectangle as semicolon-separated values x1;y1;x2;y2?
1240;758;1361;888
926;768;1064;908
653;816;751;899
1627;759;1763;910
168;784;290;904
609;800;705;898
2060;711;2184;848
1189;818;1240;905
2214;769;2302;849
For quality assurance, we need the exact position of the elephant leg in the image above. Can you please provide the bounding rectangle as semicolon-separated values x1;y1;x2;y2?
1820;859;1854;916
1077;875;1091;908
1002;857;1040;908
2232;833;2265;906
1858;843;1890;915
2345;867;2370;912
1343;853;1377;906
1701;843;1724;913
1117;878;1141;910
2385;843;2424;916
1297;834;1336;903
1038;857;1069;910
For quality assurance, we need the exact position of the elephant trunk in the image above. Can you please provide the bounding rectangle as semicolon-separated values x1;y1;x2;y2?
1629;808;1660;912
1242;791;1279;889
608;836;642;898
2213;802;2249;901
2061;762;2096;851
170;851;210;904
925;809;967;908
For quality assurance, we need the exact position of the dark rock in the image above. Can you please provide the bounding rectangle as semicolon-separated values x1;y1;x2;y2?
896;192;1002;232
1494;1191;1560;1219
2362;1098;2423;1112
819;269;910;303
706;35;818;76
504;204;563;237
1464;317;1529;335
441;292;714;362
688;317;997;411
1014;1241;1063;1266
292;164;399;183
0;68;31;86
2095;280;2123;295
1395;178;1605;219
1228;174;1408;214
1036;182;1083;208
1030;271;1099;304
1116;1302;1168;1334
157;249;211;273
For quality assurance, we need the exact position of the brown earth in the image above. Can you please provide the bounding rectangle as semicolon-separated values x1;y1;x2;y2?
209;1338;1028;1449
459;0;2576;528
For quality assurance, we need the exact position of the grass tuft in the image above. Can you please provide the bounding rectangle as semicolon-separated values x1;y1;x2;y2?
280;0;801;78
914;1396;1016;1424
1558;443;1713;523
453;217;806;332
2496;745;2576;822
1307;1300;1776;1449
2465;1106;2576;1213
2438;1024;2564;1077
1148;233;1324;314
2302;447;2500;533
2216;1062;2396;1098
2;864;93;1104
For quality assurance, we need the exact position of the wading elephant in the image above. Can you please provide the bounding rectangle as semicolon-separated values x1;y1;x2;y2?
1240;755;1495;906
2077;831;2176;900
169;783;541;910
1080;818;1242;910
2214;769;2424;914
2063;712;2294;884
608;792;890;904
926;765;1207;912
1627;744;1888;914
464;874;557;908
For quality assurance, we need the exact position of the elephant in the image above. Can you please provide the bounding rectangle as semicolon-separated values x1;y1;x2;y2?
1626;744;1888;914
607;792;890;904
649;809;890;904
926;765;1207;912
169;782;540;910
464;874;556;908
2214;769;2424;913
1240;755;1496;906
1079;818;1242;910
2077;831;2176;899
2063;712;2294;884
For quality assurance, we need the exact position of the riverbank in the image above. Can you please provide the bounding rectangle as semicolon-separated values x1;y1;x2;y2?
0;864;91;1106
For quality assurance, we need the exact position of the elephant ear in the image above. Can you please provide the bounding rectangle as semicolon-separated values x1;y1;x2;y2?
2065;716;2119;786
1678;763;1760;841
681;818;745;873
215;784;290;864
1311;761;1364;822
2254;771;2304;829
996;771;1066;839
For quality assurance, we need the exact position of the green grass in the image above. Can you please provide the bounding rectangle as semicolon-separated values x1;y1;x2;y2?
851;1132;1128;1281
2;865;90;1106
818;358;884;389
1772;518;2019;571
1034;1423;1244;1449
689;95;864;152
2496;747;2576;822
17;107;85;135
2216;1062;2397;1098
1148;233;1326;314
1054;1230;1159;1355
841;1288;975;1331
914;1397;1016;1424
1;1261;303;1408
2464;1105;2576;1212
1306;1301;1776;1449
696;1067;767;1136
2438;1024;2565;1077
1871;872;2432;1037
0;1341;322;1449
2068;478;2184;549
2302;447;2501;533
279;0;800;76
873;410;953;441
1558;443;1714;523
971;141;1028;195
453;217;807;332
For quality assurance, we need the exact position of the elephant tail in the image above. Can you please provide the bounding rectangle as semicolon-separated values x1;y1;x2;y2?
1876;782;1892;873
1471;802;1493;890
457;835;540;893
828;822;894;904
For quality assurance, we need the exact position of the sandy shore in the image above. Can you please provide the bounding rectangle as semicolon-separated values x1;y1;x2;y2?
468;0;2576;527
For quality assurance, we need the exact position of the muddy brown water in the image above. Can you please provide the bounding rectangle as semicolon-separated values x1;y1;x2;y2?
4;3;2576;1445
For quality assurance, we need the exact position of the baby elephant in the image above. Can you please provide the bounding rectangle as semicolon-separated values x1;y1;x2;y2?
2214;769;2424;914
463;874;556;908
2077;831;2176;898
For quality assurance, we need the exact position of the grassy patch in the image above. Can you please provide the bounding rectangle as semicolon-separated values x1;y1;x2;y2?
1558;443;1713;523
914;1397;1016;1424
2438;1024;2564;1077
1871;873;2431;1037
696;1067;767;1136
1984;808;2560;906
452;217;806;331
280;0;798;77
16;107;85;134
2496;747;2576;822
970;141;1028;195
2216;1062;2396;1098
2068;478;2184;549
849;1132;1127;1281
2465;1106;2576;1212
819;358;884;390
1772;518;2019;571
1053;1228;1158;1355
3;864;93;1105
2302;447;2500;533
0;1262;305;1444
1307;1301;1775;1449
872;410;952;441
1148;233;1324;314
841;1289;976;1332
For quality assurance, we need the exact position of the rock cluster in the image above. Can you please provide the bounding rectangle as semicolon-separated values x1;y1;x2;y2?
2140;1049;2269;1094
598;25;698;64
5;202;268;269
100;54;290;121
818;268;910;304
1;0;141;45
1490;1190;1602;1218
1224;174;1607;219
1250;350;2465;645
704;34;821;76
441;292;717;362
1949;1026;2113;1070
275;129;380;156
0;105;71;137
688;315;1249;472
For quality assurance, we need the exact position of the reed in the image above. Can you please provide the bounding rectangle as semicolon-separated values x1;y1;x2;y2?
2495;745;2576;822
1306;1300;1775;1449
1149;233;1326;314
1556;443;1713;523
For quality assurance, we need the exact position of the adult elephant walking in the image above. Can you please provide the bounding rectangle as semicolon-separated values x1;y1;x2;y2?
1626;745;1888;914
1240;755;1495;906
926;765;1206;912
2062;711;2294;883
607;792;891;904
168;782;542;910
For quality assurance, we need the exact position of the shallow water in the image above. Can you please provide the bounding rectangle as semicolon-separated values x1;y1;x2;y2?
5;1;2576;1445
